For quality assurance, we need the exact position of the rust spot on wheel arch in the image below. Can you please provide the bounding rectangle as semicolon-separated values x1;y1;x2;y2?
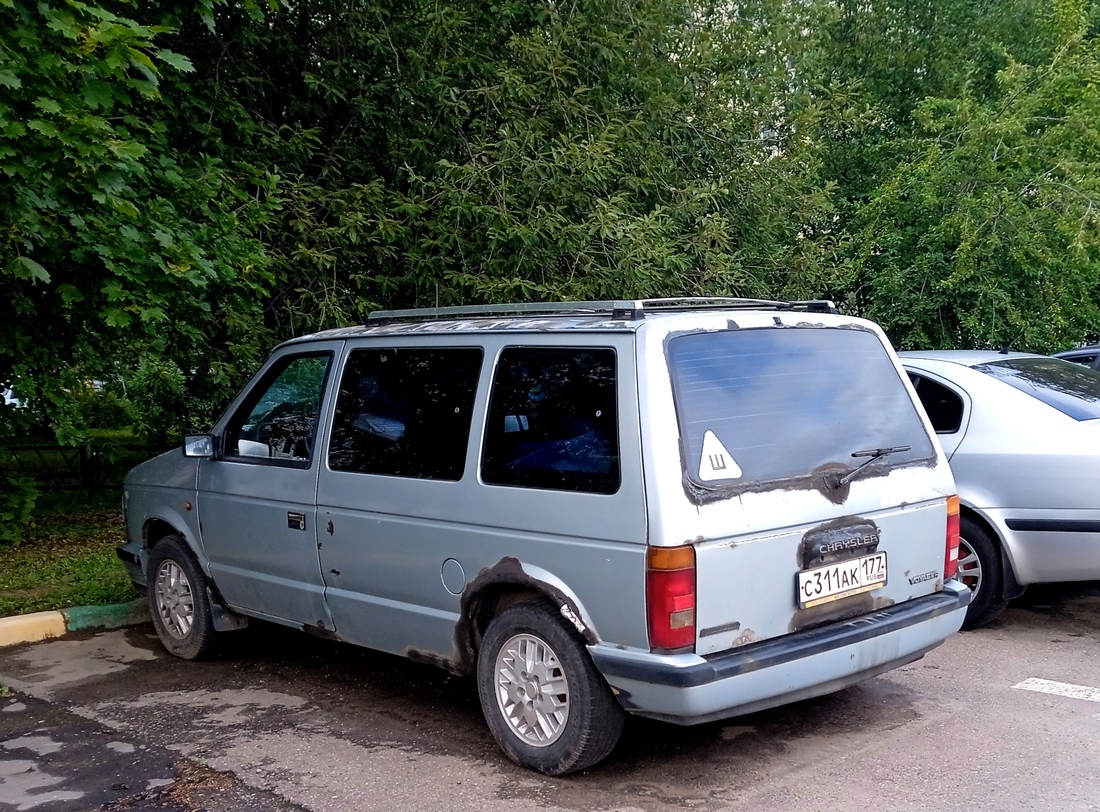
446;556;599;677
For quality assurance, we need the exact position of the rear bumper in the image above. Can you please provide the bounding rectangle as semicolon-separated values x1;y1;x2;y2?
589;581;970;725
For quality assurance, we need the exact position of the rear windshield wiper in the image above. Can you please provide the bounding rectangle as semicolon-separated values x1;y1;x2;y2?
836;445;912;487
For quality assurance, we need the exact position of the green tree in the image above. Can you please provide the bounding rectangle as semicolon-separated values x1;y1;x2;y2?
0;0;276;442
851;8;1100;350
9;0;1100;452
158;0;831;338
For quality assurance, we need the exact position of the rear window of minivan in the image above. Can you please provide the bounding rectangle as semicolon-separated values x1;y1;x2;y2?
667;327;935;490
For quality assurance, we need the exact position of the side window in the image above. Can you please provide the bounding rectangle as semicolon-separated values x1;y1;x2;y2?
328;347;483;480
224;354;332;465
481;347;619;494
909;373;964;434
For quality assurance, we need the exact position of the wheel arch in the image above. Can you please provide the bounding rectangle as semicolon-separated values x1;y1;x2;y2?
958;503;1025;600
143;517;181;549
142;518;244;634
140;512;213;584
454;557;601;677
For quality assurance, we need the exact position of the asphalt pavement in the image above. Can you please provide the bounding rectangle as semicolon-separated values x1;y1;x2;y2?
2;583;1099;812
0;692;298;811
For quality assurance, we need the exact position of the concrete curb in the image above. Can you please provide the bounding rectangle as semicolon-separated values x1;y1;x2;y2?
0;598;149;649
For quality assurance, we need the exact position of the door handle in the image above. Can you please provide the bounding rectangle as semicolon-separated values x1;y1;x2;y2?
287;512;306;531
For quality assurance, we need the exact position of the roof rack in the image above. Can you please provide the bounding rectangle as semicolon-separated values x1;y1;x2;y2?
367;297;838;324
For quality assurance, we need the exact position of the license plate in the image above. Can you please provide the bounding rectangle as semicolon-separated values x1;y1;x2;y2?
797;552;887;608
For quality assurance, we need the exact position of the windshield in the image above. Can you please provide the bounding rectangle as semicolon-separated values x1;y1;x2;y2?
667;327;935;489
973;357;1100;420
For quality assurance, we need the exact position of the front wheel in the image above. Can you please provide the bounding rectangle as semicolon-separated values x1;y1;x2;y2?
477;600;625;775
147;534;221;660
958;516;1007;629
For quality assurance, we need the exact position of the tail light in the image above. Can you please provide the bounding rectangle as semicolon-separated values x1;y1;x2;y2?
646;545;696;651
944;494;960;580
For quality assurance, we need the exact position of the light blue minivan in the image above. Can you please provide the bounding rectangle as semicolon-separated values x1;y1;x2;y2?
119;299;969;774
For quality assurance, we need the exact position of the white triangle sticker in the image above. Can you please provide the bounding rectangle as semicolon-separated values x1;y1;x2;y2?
699;430;742;481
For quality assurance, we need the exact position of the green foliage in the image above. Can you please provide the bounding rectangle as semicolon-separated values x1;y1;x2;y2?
159;0;831;336
0;0;277;443
123;358;197;442
0;473;37;547
4;0;1100;460
407;0;822;303
851;13;1100;351
0;489;136;611
73;386;135;431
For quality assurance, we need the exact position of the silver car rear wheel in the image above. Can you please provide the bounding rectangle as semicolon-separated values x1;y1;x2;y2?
476;600;624;774
492;633;570;747
957;537;983;594
958;517;1007;629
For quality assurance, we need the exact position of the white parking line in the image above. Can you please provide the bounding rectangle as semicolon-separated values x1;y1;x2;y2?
1014;677;1100;716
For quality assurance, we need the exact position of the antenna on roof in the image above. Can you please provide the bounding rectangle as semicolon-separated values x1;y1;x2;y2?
1000;327;1025;355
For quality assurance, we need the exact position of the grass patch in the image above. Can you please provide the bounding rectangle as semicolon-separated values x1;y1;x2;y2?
0;489;138;617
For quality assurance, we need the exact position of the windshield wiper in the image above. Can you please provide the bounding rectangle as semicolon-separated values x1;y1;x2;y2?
836;445;912;487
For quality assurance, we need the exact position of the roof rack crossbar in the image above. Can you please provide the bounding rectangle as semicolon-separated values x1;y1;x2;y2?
367;297;838;324
368;301;645;323
788;300;839;314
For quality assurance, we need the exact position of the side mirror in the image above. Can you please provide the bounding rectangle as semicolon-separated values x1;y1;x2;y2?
182;434;215;458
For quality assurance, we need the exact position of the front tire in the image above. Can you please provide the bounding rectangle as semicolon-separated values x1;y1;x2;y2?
958;516;1007;629
147;534;220;660
477;600;625;775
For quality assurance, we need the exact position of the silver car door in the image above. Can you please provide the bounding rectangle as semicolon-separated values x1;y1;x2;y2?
197;342;342;630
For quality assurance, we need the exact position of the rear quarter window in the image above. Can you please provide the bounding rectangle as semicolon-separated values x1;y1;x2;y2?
908;373;965;433
481;346;620;494
667;327;935;492
1064;353;1097;368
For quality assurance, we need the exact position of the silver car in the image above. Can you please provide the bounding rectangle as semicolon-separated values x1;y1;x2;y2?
118;300;969;774
901;351;1100;627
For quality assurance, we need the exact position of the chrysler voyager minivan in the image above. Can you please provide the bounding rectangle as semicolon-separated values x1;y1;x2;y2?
119;298;969;774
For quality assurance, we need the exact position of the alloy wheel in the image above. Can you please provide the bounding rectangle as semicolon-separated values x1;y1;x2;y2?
493;633;570;747
957;536;983;594
154;559;195;640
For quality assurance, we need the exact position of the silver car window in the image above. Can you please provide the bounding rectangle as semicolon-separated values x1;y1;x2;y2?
974;357;1100;420
328;347;483;480
481;347;620;494
908;373;964;433
225;353;332;466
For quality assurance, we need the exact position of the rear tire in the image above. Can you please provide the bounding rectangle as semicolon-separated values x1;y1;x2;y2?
477;600;625;775
146;534;221;660
958;516;1007;629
